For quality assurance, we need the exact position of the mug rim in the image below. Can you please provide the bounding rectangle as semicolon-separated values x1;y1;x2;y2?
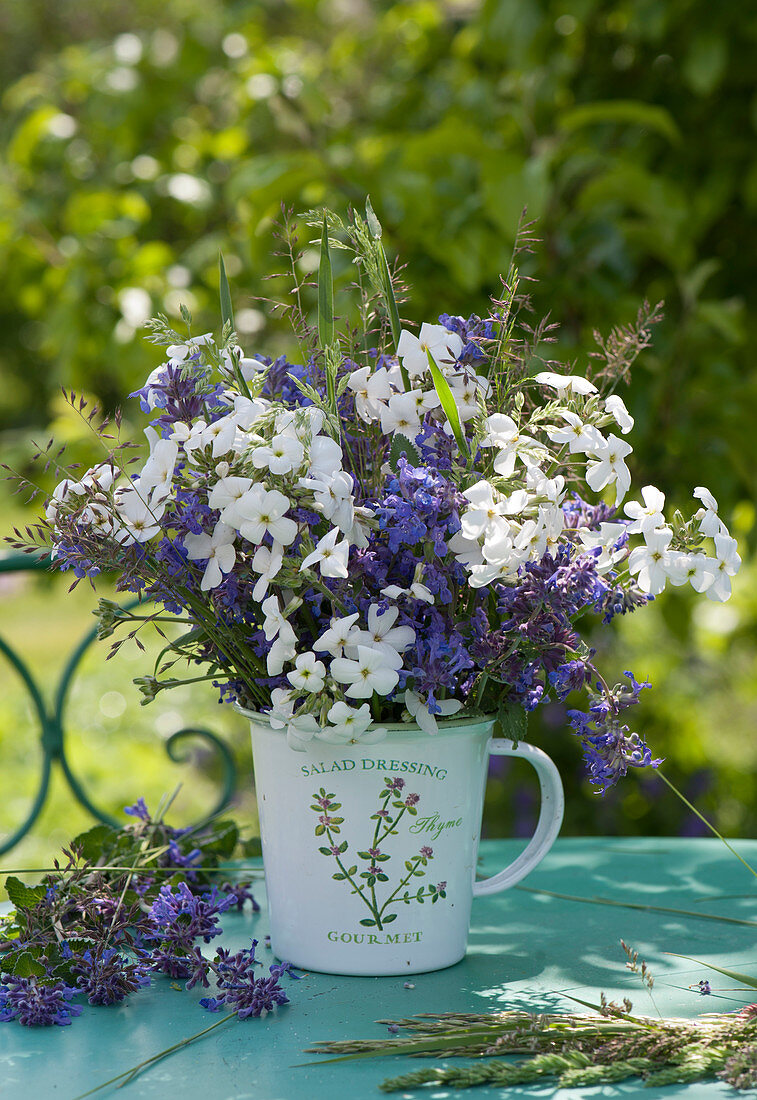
236;703;495;736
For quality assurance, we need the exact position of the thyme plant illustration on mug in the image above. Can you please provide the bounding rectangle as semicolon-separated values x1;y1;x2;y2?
310;778;448;931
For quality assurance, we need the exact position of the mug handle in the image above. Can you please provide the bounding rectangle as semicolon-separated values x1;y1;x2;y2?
472;738;564;897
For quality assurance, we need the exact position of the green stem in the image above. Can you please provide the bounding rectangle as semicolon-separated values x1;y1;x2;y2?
325;825;380;924
378;855;424;919
375;804;407;848
656;771;757;879
71;1013;236;1098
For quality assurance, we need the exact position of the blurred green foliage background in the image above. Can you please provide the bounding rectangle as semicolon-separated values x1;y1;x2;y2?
1;0;755;865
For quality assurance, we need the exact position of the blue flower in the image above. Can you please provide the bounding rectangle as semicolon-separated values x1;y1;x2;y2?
0;977;82;1027
72;947;150;1006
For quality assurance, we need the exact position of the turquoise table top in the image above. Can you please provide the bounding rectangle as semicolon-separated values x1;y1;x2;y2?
1;837;756;1100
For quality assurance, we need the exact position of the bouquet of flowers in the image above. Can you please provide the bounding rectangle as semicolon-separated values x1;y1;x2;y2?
12;205;741;793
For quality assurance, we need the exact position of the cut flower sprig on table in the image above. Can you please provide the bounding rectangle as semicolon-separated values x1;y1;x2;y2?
10;203;741;792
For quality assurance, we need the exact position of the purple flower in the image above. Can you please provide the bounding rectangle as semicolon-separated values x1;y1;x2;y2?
698;980;712;995
0;977;82;1027
147;881;233;947
72;947;150;1006
567;673;659;792
124;798;150;822
419;846;433;858
404;793;420;807
385;778;405;791
218;882;260;912
368;847;382;858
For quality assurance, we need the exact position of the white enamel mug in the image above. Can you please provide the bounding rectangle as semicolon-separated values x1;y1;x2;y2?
242;711;564;975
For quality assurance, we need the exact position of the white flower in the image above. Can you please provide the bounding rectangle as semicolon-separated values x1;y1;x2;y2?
261;595;296;642
577;522;628;574
318;701;385;745
301;469;354;533
381;582;435;604
349;604;415;665
184;521;236;591
276;406;325;440
546;411;605;454
250;542;284;601
287;652;326;693
460;481;510;538
624;485;666;534
267;687;296;730
201;414;241;458
346;366;393;422
300;527;350;579
628;526;673;595
693;486;726;538
409;387;442;416
666;552;716;593
208;475;254;513
447;527;485;567
605;395;634;434
313;612;361;658
307;435;343;476
46;477;83;522
251;434;305;476
267;633;297;676
330;646;401;699
80;462;116;493
707;534;741;602
138;437;178;501
286;714;319;752
586;435;633;505
447;372;489;424
166;333;213;365
405;690;462;735
231;395;269;431
113;484;165;544
137;365;169;411
380;392;422;438
468;557;524;587
397;323;463;379
220;346;268;383
480;414;543;478
233;486;298;546
525;466;566;505
534;370;597;395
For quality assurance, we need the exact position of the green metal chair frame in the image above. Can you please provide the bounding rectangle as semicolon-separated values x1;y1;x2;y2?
0;553;237;855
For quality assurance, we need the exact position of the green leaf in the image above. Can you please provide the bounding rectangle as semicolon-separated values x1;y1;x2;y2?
318;846;333;856
4;876;46;910
332;872;346;881
314;824;326;837
338;841;348;853
426;348;469;457
318;214;334;349
357;850;372;860
494;700;527;745
347;866;357;876
72;823;119;864
665;953;757;990
218;251;234;330
382;912;397;923
359;918;377;927
8;951;46;978
198;820;239;859
367;198;404;376
389;433;421;470
365;195;382;239
558;100;681;145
